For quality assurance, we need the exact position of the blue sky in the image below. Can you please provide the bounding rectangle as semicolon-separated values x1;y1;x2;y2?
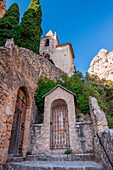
6;0;113;74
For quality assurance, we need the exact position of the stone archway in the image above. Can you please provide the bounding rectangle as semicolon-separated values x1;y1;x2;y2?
8;86;31;156
50;99;70;149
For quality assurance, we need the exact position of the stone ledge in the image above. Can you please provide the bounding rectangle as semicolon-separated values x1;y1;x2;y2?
76;121;92;125
31;124;44;127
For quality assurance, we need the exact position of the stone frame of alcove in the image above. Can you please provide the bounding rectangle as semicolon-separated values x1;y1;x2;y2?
42;85;76;153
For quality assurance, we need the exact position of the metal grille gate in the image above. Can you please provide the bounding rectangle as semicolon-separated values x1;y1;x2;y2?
50;100;70;149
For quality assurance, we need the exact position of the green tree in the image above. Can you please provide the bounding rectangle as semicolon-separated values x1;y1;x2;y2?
35;77;56;123
88;75;113;128
35;73;106;116
35;77;57;114
15;0;42;53
0;3;19;46
35;73;113;128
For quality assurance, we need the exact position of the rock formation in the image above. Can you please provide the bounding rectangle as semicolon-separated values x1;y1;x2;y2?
88;49;113;81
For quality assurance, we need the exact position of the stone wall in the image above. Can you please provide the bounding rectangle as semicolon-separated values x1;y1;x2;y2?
75;121;94;153
94;130;113;170
31;124;44;154
89;97;113;170
51;45;75;77
0;41;64;164
31;121;94;155
43;86;76;153
40;31;75;76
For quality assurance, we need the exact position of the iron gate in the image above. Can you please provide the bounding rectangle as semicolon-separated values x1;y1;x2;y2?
50;100;70;149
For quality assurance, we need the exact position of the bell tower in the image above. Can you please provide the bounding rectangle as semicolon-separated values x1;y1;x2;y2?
40;30;75;76
39;30;59;57
0;0;6;18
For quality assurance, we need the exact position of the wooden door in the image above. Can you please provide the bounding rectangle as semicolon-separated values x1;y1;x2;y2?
8;88;27;156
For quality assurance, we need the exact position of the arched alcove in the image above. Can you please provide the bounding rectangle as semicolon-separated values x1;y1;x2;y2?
45;39;49;46
50;99;70;149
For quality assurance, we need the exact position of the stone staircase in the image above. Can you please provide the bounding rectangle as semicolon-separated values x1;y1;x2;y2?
6;153;103;170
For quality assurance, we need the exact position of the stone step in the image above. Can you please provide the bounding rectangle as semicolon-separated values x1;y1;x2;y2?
6;161;103;170
25;153;96;162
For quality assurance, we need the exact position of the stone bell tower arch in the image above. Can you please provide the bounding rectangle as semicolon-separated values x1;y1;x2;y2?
0;0;6;18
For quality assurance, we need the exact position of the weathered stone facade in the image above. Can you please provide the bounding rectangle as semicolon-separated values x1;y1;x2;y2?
75;121;94;153
38;85;76;153
88;49;113;81
0;0;6;18
0;39;113;170
89;97;113;170
0;41;64;165
40;30;75;76
31;86;94;155
31;121;94;155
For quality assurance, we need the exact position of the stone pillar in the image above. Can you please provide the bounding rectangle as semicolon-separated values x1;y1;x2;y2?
89;97;113;170
89;96;108;132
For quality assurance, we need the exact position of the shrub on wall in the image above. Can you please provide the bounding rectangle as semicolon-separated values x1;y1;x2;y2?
35;73;106;116
35;77;57;113
88;74;113;128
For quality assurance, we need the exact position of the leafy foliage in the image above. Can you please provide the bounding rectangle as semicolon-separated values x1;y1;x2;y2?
0;3;19;46
107;115;113;129
15;0;42;53
35;73;113;128
35;77;57;114
64;149;73;154
26;150;32;156
35;73;106;119
88;74;113;128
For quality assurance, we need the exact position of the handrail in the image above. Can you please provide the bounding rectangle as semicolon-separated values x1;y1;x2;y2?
96;133;113;168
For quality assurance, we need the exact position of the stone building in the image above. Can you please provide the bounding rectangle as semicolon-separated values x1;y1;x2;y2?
0;0;6;18
31;85;94;155
0;39;64;166
40;30;75;77
0;40;113;169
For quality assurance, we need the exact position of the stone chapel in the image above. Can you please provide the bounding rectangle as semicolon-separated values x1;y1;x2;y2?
0;39;112;170
0;3;113;169
40;30;75;76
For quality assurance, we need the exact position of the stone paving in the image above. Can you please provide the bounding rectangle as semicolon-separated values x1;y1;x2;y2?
24;153;95;162
7;161;103;170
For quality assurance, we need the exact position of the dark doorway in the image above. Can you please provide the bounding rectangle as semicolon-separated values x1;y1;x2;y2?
8;88;27;156
45;39;49;46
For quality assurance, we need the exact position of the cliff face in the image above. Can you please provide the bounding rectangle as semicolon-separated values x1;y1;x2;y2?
0;0;6;18
88;49;113;81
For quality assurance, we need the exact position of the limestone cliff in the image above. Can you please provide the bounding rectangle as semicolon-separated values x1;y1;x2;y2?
88;49;113;81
